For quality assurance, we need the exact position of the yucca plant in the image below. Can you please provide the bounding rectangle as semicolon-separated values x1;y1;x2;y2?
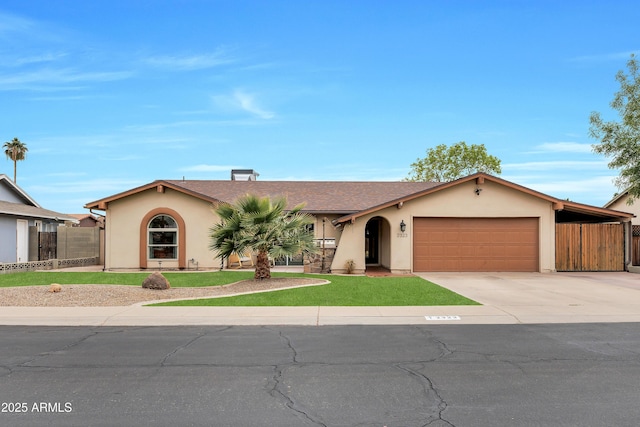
209;194;318;279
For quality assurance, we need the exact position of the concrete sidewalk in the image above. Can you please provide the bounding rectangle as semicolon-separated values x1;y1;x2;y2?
1;272;640;325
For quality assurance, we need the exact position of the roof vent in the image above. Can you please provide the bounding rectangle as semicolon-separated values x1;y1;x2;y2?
231;169;259;181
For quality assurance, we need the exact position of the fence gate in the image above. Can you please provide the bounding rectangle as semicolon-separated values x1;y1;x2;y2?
556;223;624;271
38;232;57;260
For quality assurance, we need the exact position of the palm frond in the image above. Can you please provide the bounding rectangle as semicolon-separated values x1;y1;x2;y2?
209;193;318;278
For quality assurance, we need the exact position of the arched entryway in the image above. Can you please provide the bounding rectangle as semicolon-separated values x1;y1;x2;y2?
365;216;391;273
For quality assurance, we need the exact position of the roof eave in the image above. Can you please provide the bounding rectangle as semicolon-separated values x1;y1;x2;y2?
84;180;223;210
0;174;42;208
603;189;630;208
0;210;78;223
559;201;635;221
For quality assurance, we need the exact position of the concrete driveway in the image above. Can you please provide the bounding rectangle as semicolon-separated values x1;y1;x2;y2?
417;271;640;324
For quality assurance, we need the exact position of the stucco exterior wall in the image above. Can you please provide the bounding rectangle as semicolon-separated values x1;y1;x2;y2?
105;188;218;270
105;193;362;270
0;181;24;203
331;222;366;274
0;216;16;262
331;180;557;273
310;214;342;240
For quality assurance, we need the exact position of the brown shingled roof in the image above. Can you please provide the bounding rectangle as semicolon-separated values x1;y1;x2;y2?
85;179;439;213
164;180;439;213
83;174;635;223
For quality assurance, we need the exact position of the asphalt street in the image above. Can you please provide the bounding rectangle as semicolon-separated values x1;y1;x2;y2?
1;324;639;427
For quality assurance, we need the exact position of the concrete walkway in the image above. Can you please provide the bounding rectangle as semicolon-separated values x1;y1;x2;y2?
2;272;640;326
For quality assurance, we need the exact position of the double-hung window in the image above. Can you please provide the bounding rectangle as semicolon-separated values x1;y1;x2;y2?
148;215;178;259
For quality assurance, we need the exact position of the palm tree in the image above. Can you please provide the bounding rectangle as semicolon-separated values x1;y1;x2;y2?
209;194;318;279
3;137;28;183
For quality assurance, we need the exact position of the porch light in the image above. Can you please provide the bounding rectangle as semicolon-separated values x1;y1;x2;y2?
400;220;406;232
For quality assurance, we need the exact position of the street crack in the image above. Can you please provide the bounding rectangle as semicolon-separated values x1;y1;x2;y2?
396;363;456;427
264;330;327;426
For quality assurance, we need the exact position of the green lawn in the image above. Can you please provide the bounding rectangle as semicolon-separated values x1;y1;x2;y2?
152;274;478;306
0;271;479;306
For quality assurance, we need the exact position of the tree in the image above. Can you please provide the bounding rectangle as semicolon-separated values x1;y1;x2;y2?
590;54;640;202
405;141;501;182
209;194;318;279
3;137;28;183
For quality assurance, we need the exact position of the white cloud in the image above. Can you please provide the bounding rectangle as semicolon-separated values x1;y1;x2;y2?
513;175;618;203
0;12;35;35
212;89;275;119
0;68;133;91
29;94;88;101
101;155;144;161
569;51;640;62
46;171;87;178
13;52;68;66
144;49;236;71
532;142;594;154
27;178;144;195
0;11;72;45
503;160;607;171
234;90;275;119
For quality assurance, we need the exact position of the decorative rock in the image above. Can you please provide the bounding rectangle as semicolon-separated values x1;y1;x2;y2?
303;248;336;274
142;272;171;290
49;283;62;293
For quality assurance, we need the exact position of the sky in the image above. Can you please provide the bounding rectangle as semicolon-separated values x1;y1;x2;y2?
1;0;639;214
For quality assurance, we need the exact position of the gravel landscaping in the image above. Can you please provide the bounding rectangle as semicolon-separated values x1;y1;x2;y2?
0;278;326;307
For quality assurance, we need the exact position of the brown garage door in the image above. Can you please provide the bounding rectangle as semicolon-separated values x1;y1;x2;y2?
413;217;539;272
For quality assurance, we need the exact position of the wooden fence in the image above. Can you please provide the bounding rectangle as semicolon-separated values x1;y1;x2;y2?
38;232;57;261
556;223;624;271
633;225;640;266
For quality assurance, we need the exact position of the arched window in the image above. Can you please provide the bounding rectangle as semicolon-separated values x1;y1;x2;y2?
148;214;178;259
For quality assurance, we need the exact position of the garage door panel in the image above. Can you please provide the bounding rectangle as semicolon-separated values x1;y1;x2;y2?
460;246;476;257
472;232;492;243
413;218;539;272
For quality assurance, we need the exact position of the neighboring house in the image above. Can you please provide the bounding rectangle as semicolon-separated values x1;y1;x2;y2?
604;191;640;225
85;171;634;273
0;174;77;263
68;213;105;228
605;191;640;269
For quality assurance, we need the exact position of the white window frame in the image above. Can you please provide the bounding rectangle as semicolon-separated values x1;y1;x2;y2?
147;214;178;260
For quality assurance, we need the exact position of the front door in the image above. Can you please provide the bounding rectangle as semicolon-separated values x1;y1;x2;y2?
365;219;379;265
16;219;28;262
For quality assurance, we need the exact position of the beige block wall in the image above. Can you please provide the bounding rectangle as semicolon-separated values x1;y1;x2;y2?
331;180;557;273
105;188;218;270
